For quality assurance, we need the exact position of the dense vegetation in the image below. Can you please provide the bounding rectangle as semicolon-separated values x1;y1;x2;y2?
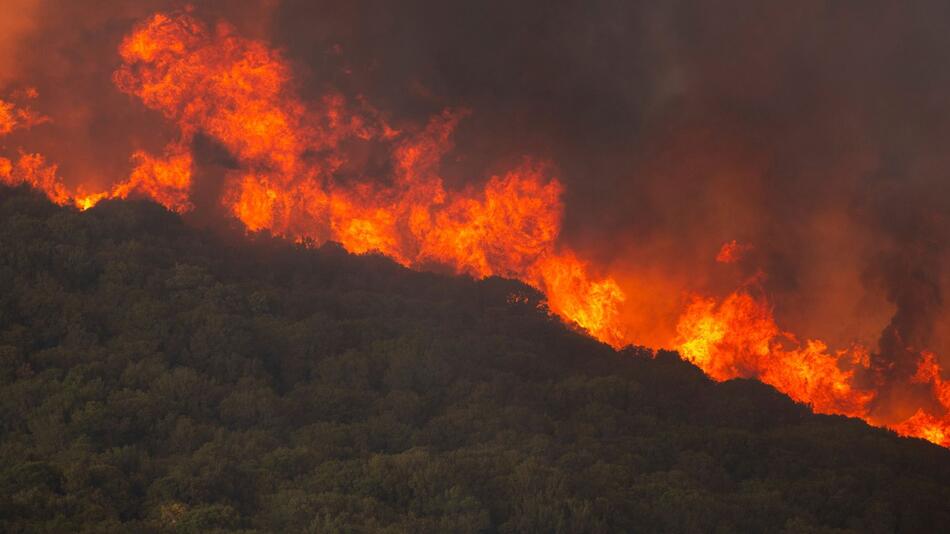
1;185;949;533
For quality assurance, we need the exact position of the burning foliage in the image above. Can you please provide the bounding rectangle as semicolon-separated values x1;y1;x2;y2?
1;4;948;447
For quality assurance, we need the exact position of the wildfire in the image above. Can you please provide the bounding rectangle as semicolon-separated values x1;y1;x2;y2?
2;11;624;344
2;10;948;449
675;290;950;446
675;291;876;416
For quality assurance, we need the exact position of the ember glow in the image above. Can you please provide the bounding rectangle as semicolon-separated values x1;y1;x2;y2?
715;240;753;264
1;9;948;448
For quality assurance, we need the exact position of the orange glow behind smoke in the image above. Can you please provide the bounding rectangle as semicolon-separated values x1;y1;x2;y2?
715;239;753;263
1;11;947;448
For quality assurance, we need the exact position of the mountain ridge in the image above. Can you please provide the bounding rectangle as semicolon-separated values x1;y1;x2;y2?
1;185;949;533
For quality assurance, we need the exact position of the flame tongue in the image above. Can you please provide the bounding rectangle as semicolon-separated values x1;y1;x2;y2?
675;289;950;446
1;10;948;449
676;292;877;416
110;12;625;341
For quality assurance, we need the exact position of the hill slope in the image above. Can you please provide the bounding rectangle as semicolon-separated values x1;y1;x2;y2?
1;185;949;533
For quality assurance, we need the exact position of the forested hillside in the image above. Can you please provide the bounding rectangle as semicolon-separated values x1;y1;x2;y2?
1;185;949;533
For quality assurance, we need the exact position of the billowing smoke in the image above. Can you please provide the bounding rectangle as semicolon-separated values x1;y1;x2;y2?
2;0;949;443
266;0;950;360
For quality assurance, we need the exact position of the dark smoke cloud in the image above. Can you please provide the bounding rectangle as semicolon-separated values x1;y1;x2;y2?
268;0;949;359
3;1;949;368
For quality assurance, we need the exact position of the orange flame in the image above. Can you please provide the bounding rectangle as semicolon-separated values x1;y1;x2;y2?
715;239;753;263
676;291;876;416
0;91;46;136
889;352;950;445
2;11;947;449
109;12;624;340
675;290;950;446
0;12;599;340
0;152;70;205
0;99;16;136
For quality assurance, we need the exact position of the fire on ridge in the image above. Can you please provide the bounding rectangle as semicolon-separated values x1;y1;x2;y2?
1;11;948;448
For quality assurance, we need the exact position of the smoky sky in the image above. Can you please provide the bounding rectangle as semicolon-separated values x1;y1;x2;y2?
273;0;950;361
3;0;949;360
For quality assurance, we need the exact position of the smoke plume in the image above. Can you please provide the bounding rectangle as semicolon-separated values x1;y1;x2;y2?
2;0;949;444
